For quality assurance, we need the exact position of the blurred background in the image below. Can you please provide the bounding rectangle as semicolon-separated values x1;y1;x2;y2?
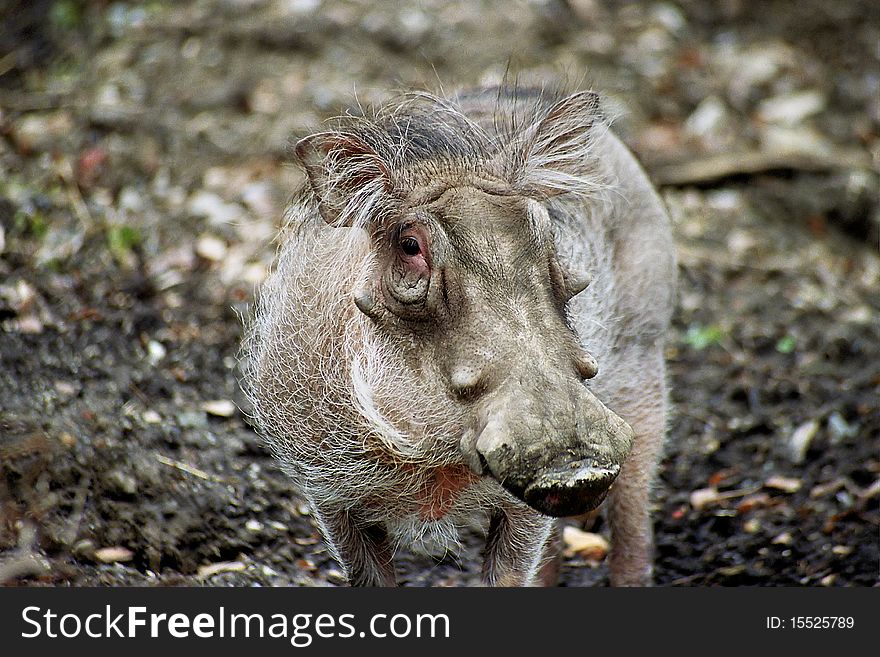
0;0;877;586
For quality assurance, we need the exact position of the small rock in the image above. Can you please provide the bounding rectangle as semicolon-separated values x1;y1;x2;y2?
118;187;145;215
788;419;819;464
146;340;166;366
820;574;836;586
94;546;134;563
726;229;756;256
827;412;858;443
280;0;322;16
202;399;236;417
706;189;742;212
106;469;138;496
757;90;826;126
195;234;228;261
683;95;730;141
187;190;244;225
840;305;872;325
245;519;264;533
54;381;77;397
690;487;721;510
651;3;686;33
831;545;852;556
248;78;281;115
562;526;609;559
72;539;96;559
176;410;207;429
743;518;761;534
771;531;793;545
240;182;277;219
765;475;802;493
11;111;74;152
142;409;162;424
725;43;792;101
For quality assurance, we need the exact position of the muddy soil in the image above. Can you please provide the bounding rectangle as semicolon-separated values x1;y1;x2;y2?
1;0;877;587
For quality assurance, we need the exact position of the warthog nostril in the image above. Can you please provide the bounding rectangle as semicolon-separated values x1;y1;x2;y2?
523;461;620;517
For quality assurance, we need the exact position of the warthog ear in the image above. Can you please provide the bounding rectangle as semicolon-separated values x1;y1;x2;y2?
516;91;601;198
294;133;393;226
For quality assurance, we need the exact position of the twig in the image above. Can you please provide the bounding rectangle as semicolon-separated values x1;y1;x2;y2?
652;148;876;186
155;454;224;483
55;157;94;231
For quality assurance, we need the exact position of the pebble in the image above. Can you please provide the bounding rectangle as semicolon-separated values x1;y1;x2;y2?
706;189;742;212
142;409;162;424
245;519;264;533
94;546;134;563
651;3;686;33
280;0;322;15
11;111;74;152
788;419;819;464
827;412;858;443
726;229;757;256
59;432;76;448
240;182;277;219
757;90;826;126
106;469;138;496
690;487;721;510
202;399;236;417
683;95;730;141
743;518;761;534
146;340;166;365
765;475;802;493
562;525;609;559
176;410;207;428
187;190;245;225
72;539;96;559
195;234;228;261
54;381;77;397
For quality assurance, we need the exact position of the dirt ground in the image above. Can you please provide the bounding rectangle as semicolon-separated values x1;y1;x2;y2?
1;0;877;587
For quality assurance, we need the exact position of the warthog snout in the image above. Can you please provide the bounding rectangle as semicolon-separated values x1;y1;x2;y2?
462;379;635;517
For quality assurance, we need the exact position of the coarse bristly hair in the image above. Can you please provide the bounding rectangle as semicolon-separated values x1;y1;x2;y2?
287;85;609;234
240;84;610;535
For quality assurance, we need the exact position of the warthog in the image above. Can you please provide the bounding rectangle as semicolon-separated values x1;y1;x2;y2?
242;85;675;586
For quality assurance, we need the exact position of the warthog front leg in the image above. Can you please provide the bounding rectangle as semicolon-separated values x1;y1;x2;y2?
313;506;396;587
482;504;554;586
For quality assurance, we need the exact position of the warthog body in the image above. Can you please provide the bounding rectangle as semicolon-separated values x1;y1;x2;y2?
242;86;675;586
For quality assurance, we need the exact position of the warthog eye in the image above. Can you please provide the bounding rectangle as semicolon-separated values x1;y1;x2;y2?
400;236;421;256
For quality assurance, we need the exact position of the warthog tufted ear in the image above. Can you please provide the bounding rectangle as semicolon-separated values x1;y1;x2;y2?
515;91;602;198
294;133;393;227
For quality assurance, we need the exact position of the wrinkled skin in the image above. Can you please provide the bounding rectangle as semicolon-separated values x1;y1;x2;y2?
243;87;675;586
